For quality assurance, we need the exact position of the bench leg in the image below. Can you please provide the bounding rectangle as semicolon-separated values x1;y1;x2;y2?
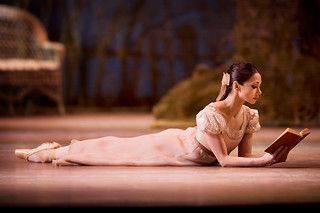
8;99;15;115
58;99;65;115
38;86;65;115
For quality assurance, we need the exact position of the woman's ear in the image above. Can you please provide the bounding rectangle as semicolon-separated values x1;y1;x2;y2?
233;81;241;92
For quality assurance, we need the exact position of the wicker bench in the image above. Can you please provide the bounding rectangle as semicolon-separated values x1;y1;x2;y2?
0;4;65;115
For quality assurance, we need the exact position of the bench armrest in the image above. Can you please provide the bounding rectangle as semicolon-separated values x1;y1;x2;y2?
43;41;65;62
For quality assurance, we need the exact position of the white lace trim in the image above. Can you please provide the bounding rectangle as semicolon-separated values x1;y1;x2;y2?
196;103;260;141
245;107;261;133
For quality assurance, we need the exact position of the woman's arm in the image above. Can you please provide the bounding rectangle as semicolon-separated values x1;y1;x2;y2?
238;133;254;157
203;132;288;167
238;133;262;158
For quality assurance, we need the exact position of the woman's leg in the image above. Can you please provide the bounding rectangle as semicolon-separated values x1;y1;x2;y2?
55;145;70;160
17;135;123;163
15;141;68;163
27;145;70;162
26;136;110;163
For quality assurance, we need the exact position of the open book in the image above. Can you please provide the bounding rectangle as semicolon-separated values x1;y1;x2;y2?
264;128;311;161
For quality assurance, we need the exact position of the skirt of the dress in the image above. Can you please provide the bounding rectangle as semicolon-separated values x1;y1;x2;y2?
53;127;217;166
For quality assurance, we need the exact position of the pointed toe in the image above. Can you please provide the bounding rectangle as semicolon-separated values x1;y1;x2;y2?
14;142;62;162
15;149;30;159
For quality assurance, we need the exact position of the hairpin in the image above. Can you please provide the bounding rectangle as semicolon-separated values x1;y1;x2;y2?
221;72;230;86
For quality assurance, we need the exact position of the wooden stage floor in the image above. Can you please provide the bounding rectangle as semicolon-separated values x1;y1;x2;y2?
0;113;319;208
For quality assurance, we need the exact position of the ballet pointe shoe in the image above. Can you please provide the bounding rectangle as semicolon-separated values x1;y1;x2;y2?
15;149;31;159
15;142;61;163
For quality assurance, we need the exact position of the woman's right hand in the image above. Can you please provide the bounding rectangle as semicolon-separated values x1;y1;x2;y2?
261;146;289;166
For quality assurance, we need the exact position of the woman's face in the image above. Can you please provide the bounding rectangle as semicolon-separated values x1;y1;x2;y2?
239;72;262;104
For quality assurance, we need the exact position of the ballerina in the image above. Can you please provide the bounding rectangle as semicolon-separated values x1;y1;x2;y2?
15;61;289;167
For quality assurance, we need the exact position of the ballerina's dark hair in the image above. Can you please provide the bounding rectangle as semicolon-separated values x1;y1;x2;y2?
218;62;259;101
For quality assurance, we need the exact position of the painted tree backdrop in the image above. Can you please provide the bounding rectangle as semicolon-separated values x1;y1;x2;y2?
1;0;319;125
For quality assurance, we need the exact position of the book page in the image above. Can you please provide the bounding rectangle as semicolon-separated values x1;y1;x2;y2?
300;128;311;137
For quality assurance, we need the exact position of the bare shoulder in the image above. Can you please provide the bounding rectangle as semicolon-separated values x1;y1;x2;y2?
211;101;223;109
243;105;259;115
211;101;227;114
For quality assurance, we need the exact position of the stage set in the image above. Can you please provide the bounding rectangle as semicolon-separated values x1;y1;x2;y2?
0;113;319;208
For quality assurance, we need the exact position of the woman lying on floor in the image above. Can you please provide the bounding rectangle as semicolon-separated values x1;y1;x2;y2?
15;61;289;167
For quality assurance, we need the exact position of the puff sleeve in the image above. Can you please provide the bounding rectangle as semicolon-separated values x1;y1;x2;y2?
245;109;261;134
195;106;225;143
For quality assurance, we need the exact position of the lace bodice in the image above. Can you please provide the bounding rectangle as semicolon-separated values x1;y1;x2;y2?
195;103;260;152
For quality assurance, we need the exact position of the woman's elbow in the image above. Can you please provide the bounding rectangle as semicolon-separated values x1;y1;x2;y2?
217;156;231;167
219;161;232;167
219;162;227;167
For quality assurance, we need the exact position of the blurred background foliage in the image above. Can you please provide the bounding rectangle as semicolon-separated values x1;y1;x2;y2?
0;0;236;114
0;0;319;126
153;0;320;126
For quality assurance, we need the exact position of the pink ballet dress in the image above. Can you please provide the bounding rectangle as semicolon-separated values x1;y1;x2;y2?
53;103;260;166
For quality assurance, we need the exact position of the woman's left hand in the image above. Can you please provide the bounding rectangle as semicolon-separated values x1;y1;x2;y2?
262;146;290;166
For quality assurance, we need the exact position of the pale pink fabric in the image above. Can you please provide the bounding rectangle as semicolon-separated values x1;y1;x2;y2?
196;103;260;154
53;103;260;166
